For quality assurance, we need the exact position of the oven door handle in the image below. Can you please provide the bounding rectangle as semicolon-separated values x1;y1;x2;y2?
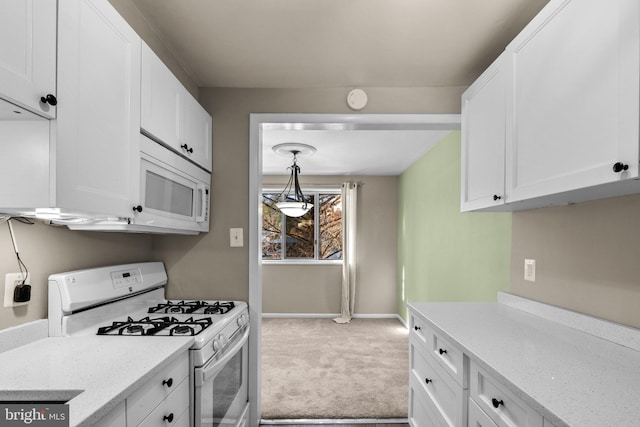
197;325;250;386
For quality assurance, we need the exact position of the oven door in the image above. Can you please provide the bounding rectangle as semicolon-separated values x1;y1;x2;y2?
194;326;250;427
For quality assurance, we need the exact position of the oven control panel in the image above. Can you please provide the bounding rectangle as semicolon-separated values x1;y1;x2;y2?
110;268;142;288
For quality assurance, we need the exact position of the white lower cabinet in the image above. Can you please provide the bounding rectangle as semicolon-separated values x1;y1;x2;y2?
469;362;543;427
409;307;549;427
409;379;447;427
127;353;190;427
468;398;497;427
409;309;467;427
91;354;189;427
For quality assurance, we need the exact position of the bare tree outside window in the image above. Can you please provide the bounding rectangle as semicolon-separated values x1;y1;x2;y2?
262;192;342;261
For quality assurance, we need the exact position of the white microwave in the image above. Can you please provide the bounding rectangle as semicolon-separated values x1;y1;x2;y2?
68;135;210;234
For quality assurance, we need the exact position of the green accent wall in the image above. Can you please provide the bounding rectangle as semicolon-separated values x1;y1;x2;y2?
397;131;512;320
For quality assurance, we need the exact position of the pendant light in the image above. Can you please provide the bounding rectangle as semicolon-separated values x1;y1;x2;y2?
273;143;316;217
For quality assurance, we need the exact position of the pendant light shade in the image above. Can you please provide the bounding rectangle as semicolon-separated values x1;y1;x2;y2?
273;143;316;217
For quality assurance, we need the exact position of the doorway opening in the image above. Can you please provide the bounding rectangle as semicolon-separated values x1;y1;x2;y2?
249;113;461;425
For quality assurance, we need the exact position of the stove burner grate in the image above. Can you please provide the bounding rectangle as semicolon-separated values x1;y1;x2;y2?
97;316;213;336
148;300;235;315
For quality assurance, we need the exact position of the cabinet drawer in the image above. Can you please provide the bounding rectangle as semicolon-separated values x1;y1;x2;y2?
173;409;190;427
411;340;467;427
409;379;446;427
127;353;189;426
410;311;430;349
470;361;543;427
468;397;498;427
430;329;467;388
410;309;468;388
138;377;189;427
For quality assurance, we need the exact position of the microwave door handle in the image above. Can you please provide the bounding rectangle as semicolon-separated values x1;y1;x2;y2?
198;326;250;386
196;183;207;222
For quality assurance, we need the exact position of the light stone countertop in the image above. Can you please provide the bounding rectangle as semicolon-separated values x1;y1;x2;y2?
0;336;194;427
408;301;640;427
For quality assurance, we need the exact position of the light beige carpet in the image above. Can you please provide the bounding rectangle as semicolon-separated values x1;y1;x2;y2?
261;318;409;419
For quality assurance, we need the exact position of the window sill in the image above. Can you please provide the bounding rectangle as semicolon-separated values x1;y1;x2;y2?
262;260;343;266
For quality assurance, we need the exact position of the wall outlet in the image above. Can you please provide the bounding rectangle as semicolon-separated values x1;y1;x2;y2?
524;259;536;282
4;273;30;307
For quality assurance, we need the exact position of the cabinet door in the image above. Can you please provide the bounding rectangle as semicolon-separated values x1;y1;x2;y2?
460;53;506;212
181;89;212;172
55;0;141;218
0;0;56;119
141;42;181;152
141;43;212;172
505;0;640;202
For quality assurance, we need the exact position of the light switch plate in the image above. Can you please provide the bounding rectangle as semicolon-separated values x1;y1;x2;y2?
4;273;29;307
524;259;536;282
230;228;243;247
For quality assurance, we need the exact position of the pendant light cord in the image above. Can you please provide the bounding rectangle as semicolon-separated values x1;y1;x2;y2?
277;151;309;206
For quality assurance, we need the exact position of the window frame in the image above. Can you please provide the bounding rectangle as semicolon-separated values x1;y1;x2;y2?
261;186;343;265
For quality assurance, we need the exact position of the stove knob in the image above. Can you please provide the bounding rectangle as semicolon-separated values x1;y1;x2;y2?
237;314;248;327
219;334;228;346
212;338;221;352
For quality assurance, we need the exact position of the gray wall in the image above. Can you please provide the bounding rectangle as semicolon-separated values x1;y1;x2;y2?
152;87;464;305
510;195;640;329
262;175;398;315
0;221;153;329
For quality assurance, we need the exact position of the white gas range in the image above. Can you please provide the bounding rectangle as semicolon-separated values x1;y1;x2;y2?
48;262;249;427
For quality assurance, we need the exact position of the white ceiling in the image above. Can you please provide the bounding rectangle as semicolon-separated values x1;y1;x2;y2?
262;128;450;175
129;0;548;89
127;0;549;175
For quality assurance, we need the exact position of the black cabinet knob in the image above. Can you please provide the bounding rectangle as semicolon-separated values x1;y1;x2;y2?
414;325;421;331
439;348;447;355
162;378;173;388
180;144;194;154
133;205;143;213
492;398;504;409
40;94;57;106
493;194;502;201
163;413;174;423
425;378;432;384
613;162;629;173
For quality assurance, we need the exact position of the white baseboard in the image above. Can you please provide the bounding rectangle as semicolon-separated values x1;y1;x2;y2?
262;312;406;324
260;418;409;424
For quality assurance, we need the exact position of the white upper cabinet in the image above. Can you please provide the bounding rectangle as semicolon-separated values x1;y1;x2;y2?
505;0;639;203
462;0;640;212
54;0;141;218
181;89;212;171
461;53;506;212
0;0;57;119
141;43;212;172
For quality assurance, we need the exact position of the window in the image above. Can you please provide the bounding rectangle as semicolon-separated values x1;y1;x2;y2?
262;191;342;261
